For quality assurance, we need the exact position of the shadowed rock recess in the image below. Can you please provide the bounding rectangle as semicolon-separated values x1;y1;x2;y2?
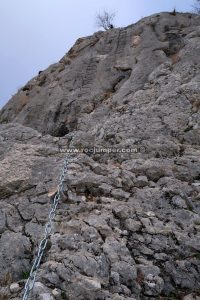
0;12;200;300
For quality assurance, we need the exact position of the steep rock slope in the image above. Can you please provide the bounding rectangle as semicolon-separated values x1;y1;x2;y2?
0;12;200;300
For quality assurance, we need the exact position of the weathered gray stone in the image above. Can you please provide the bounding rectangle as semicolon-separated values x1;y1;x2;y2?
0;209;6;233
111;188;130;200
124;219;142;232
0;232;31;281
38;293;54;300
143;273;164;296
52;288;61;299
112;261;137;286
134;176;149;188
183;294;199;300
0;12;200;300
10;283;20;293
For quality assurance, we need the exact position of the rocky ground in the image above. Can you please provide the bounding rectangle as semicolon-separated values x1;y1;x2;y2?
0;12;200;300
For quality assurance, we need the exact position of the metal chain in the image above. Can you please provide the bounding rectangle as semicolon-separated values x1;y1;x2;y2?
22;153;75;300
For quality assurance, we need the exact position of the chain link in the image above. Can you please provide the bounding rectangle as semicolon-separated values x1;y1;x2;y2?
22;153;75;300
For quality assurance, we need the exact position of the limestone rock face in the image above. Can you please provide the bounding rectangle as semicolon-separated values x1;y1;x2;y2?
0;12;200;300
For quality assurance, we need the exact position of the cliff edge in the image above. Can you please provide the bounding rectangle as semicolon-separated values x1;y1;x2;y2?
0;12;200;300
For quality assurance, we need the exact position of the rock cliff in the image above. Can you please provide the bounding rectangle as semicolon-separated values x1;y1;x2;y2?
0;12;200;300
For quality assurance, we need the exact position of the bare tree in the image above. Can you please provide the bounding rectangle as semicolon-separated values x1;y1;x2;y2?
96;10;116;30
193;0;200;14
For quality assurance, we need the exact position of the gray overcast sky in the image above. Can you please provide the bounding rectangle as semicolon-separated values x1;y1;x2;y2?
0;0;195;108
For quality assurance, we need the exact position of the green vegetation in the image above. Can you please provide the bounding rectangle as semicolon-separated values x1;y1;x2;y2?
21;271;30;280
